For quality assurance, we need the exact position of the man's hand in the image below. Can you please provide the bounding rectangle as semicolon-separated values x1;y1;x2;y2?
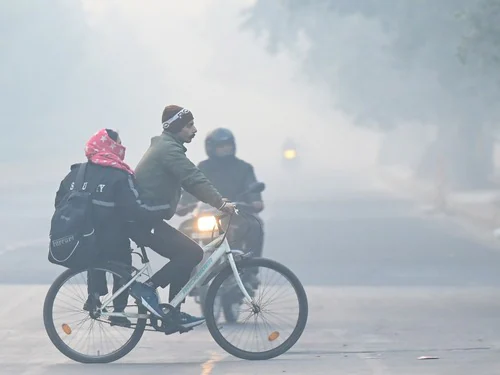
251;201;264;212
219;200;237;215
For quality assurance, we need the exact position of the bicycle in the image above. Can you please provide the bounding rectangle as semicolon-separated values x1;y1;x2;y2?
43;202;309;364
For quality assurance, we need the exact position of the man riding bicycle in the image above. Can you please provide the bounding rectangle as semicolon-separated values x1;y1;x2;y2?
132;105;236;330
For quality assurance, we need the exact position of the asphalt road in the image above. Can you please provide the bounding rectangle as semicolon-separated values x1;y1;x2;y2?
2;189;500;374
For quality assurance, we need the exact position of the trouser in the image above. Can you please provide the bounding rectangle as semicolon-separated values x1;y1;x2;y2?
132;220;204;303
227;214;264;279
88;246;132;312
228;214;264;258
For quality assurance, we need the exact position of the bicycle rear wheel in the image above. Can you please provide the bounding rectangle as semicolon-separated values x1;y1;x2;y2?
43;263;147;363
204;258;308;360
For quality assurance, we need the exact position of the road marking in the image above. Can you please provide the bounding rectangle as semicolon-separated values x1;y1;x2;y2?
201;351;223;375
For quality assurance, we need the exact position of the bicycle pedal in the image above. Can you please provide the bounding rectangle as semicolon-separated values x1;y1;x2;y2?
108;317;132;328
163;325;181;336
110;321;131;328
178;326;193;334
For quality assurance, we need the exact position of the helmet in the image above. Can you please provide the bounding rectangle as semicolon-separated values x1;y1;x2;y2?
205;128;236;158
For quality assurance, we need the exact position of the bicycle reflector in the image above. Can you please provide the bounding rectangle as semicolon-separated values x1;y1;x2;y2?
62;323;72;335
268;331;280;341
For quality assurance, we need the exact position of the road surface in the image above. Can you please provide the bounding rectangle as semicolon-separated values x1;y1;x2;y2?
2;189;500;374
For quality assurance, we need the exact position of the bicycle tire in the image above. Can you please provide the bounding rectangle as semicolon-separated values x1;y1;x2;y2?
205;257;308;360
43;263;147;363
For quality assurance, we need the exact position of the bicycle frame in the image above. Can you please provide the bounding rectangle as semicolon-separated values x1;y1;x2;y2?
99;217;254;319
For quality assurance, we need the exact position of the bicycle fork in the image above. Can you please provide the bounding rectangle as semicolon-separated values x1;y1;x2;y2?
226;251;254;305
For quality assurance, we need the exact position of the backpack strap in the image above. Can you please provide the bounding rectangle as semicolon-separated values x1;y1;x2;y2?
74;162;88;192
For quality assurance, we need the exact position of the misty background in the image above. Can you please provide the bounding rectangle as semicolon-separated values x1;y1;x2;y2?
2;0;499;251
5;3;500;372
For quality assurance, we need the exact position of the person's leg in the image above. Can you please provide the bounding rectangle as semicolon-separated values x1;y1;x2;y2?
84;269;107;311
129;221;204;327
229;214;264;257
84;243;133;325
246;215;264;258
104;247;132;326
226;214;246;250
240;215;264;288
147;221;204;303
110;248;132;312
85;239;133;310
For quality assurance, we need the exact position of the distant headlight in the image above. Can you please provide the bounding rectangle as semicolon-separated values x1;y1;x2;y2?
197;216;217;232
283;149;297;159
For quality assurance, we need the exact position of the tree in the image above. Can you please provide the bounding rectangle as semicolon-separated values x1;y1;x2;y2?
459;0;500;82
242;0;500;189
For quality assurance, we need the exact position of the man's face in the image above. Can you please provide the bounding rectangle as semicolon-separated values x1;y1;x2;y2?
177;121;197;143
215;142;234;157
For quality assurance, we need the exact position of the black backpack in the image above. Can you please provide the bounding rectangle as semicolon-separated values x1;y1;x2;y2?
48;163;98;268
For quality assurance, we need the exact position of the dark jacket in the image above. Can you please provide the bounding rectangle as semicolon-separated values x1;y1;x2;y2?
55;162;167;254
134;132;224;220
179;156;262;206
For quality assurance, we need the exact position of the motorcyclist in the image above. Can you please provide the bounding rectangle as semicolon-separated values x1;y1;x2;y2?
177;128;265;263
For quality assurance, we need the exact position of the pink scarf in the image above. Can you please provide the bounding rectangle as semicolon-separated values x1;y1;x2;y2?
85;129;134;175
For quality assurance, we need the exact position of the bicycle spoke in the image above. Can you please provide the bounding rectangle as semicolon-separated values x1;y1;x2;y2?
208;260;304;356
48;266;144;361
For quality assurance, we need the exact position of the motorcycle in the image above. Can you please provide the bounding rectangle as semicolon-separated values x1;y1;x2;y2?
177;182;266;323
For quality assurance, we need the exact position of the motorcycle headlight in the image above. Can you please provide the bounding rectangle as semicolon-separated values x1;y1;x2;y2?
283;149;297;160
197;216;217;232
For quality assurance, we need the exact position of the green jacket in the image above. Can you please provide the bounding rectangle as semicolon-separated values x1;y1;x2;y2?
134;132;224;220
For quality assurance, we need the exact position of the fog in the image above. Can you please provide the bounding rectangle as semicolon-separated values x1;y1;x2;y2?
1;0;390;249
82;0;382;172
1;0;381;184
4;0;496;240
4;4;500;372
246;1;500;190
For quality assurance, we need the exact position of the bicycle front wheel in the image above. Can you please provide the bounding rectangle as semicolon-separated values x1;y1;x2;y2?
205;258;308;360
43;263;147;363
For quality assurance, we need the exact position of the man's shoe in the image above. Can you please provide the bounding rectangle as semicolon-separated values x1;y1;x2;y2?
178;312;206;329
83;296;107;313
129;282;165;319
109;315;132;327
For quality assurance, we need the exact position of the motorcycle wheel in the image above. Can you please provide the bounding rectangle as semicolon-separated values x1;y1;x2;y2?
222;299;241;323
199;284;222;322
